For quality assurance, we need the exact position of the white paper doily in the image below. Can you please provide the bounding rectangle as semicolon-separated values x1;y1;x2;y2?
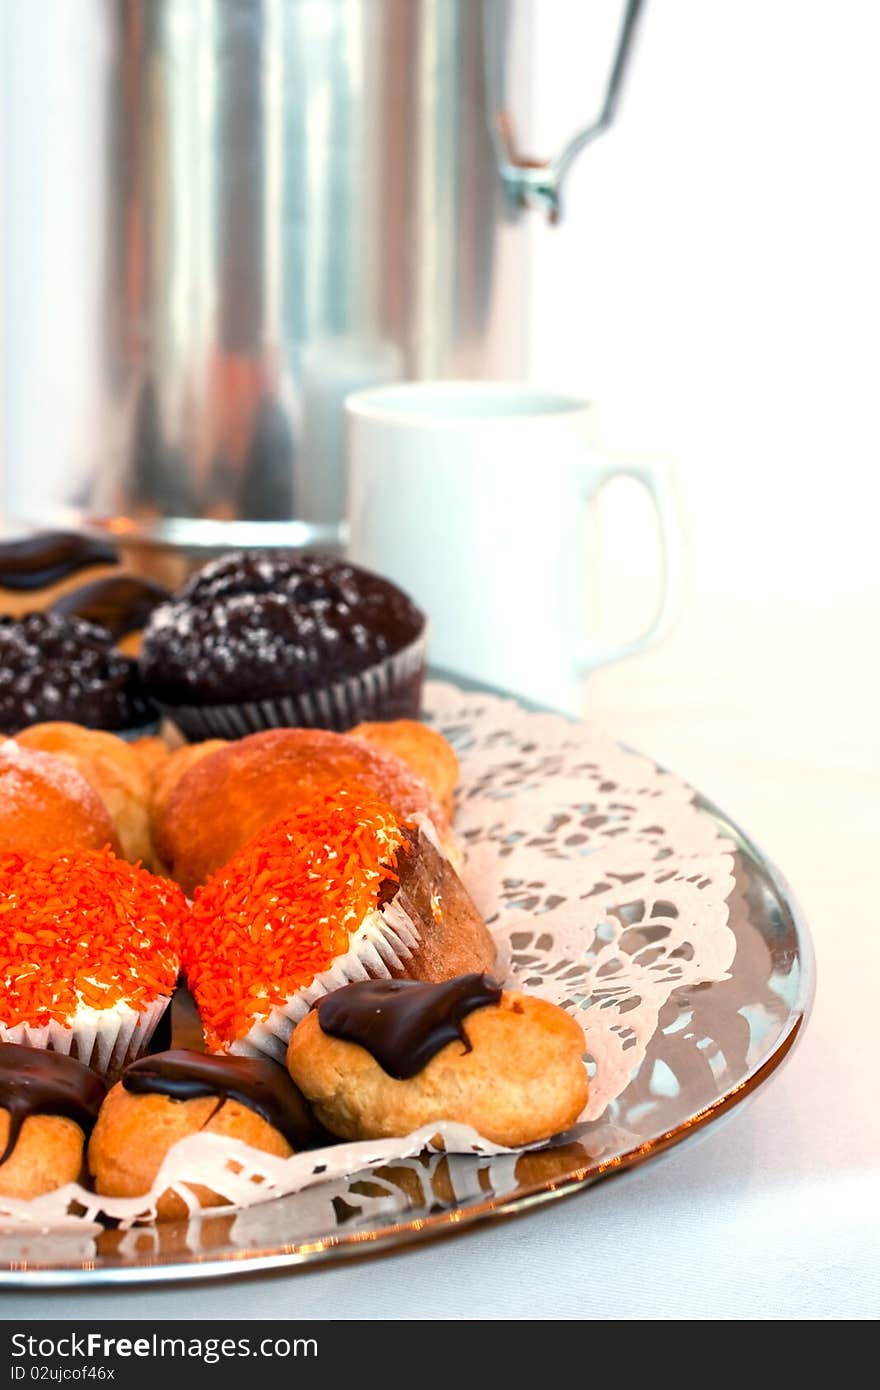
0;681;736;1229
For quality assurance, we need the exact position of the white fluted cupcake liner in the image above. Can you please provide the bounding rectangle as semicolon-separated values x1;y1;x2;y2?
0;995;171;1076
161;631;427;742
228;903;424;1064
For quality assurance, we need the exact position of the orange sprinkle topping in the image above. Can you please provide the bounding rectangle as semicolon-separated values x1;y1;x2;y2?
183;786;406;1050
0;847;186;1028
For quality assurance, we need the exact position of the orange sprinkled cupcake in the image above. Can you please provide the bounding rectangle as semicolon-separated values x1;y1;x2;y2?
0;847;186;1073
183;788;409;1060
184;784;494;1061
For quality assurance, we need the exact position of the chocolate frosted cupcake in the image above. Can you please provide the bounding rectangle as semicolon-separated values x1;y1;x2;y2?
0;612;158;736
139;551;426;739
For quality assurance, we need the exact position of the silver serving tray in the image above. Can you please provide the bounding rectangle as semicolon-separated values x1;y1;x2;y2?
0;693;814;1286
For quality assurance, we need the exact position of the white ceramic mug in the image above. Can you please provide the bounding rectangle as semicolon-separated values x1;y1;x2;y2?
345;382;683;711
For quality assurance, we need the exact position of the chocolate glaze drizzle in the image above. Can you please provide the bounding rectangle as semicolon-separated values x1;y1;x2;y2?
122;1050;318;1150
315;974;503;1080
52;576;171;639
0;1043;106;1166
0;532;118;592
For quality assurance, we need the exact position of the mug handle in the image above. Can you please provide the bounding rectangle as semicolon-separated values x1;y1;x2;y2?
577;461;685;672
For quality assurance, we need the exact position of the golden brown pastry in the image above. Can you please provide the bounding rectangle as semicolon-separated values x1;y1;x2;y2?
350;720;459;820
287;977;588;1148
14;722;151;865
149;739;227;829
0;741;121;856
0;1114;89;1199
129;734;174;789
88;1051;317;1220
154;726;452;895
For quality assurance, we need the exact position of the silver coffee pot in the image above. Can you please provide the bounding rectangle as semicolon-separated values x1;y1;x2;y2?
1;0;643;574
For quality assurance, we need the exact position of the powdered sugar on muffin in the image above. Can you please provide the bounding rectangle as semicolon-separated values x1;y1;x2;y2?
0;612;156;732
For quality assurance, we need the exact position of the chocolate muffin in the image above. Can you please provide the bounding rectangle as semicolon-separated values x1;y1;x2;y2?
0;612;157;735
139;551;427;738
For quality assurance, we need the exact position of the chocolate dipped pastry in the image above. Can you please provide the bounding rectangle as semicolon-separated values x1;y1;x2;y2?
51;576;171;656
139;550;426;739
89;1049;318;1219
182;786;494;1061
0;532;119;618
0;1043;105;1199
315;974;503;1078
288;976;589;1147
0;612;157;734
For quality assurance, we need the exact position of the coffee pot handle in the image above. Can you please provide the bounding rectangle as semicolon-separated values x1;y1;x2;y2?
490;0;645;222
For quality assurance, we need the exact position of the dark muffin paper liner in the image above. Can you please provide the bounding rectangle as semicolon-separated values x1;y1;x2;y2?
161;631;427;741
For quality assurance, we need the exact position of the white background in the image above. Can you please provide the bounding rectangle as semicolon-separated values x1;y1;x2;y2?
522;1;879;1320
1;0;878;1321
526;0;879;775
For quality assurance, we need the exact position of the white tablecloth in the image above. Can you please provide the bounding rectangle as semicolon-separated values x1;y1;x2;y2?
3;641;877;1321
